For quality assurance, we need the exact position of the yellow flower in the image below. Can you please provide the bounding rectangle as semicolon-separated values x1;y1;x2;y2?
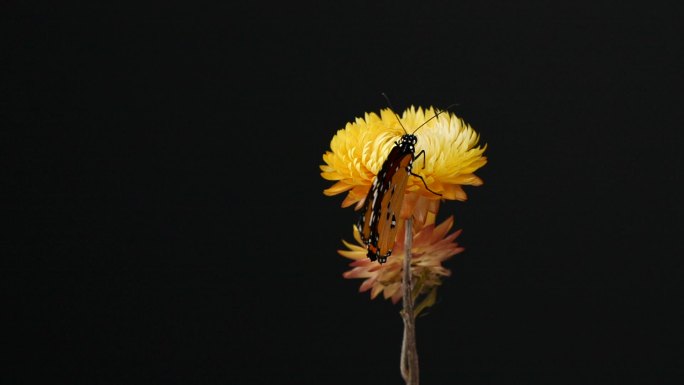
320;106;487;209
340;215;464;303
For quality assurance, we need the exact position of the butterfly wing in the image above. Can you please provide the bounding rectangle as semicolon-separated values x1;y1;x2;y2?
357;177;378;247
357;146;413;263
372;152;412;263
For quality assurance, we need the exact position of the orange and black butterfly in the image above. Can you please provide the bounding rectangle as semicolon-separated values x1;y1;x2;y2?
356;105;449;263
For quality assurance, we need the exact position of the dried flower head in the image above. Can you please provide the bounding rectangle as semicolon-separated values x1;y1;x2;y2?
320;106;487;210
322;105;486;308
340;214;464;303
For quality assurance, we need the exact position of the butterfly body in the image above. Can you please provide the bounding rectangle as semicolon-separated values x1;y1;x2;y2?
357;134;418;263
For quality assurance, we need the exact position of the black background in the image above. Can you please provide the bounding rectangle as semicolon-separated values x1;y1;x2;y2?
2;2;683;384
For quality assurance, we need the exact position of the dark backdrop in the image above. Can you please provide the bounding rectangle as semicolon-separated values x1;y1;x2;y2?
2;2;682;384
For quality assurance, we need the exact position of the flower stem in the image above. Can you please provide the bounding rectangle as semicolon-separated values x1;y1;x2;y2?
400;218;419;385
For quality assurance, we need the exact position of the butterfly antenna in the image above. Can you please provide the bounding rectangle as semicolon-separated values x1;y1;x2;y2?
381;92;408;134
410;103;459;134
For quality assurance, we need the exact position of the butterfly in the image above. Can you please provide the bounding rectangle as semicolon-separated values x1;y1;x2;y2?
356;105;450;263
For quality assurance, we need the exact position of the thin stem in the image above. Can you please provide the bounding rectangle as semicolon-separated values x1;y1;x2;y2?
400;218;419;385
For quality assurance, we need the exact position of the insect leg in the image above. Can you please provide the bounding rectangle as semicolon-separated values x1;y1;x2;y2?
412;150;442;195
414;150;427;169
409;169;443;196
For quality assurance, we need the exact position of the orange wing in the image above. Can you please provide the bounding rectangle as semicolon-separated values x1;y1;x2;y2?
357;146;413;263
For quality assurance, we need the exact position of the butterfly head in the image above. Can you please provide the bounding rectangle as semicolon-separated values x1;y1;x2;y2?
398;134;417;152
